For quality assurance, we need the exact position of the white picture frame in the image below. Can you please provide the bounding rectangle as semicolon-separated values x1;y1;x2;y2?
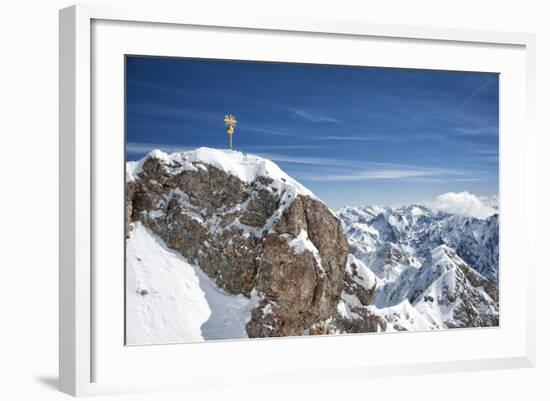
59;4;536;397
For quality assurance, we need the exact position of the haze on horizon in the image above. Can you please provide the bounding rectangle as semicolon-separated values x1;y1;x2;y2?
125;56;499;209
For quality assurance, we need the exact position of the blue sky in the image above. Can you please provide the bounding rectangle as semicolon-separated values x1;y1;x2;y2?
126;56;499;208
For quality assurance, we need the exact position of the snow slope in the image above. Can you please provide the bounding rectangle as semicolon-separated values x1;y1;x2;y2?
126;222;259;345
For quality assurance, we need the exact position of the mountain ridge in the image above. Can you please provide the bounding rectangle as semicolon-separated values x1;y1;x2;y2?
125;148;499;343
126;147;348;343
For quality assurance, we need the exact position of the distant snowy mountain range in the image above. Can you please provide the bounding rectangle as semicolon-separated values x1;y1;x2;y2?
125;148;499;343
336;197;499;331
337;198;499;285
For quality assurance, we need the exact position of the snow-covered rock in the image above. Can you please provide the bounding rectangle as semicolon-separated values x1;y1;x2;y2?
335;198;499;331
127;147;314;197
126;148;348;341
336;244;498;332
375;245;498;327
126;147;499;341
337;199;499;284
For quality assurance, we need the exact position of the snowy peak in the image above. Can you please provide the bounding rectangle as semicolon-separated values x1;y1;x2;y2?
127;147;314;197
336;196;499;332
337;198;499;284
359;242;499;330
429;244;462;270
126;147;348;342
412;245;499;328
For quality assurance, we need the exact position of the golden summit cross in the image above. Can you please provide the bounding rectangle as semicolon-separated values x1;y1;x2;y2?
224;113;237;150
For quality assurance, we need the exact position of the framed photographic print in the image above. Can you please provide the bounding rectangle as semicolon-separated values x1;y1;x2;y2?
59;4;536;396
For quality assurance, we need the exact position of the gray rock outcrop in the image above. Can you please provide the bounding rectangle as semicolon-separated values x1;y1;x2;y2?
126;149;348;337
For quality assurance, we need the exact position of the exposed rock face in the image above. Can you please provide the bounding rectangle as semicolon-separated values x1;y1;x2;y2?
248;196;348;336
126;148;348;337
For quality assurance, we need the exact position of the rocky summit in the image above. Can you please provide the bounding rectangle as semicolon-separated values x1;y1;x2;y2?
125;148;499;344
126;148;348;338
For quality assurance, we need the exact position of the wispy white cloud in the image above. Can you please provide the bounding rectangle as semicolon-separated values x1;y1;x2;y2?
241;144;323;151
126;143;322;157
455;76;497;113
238;126;297;137
317;135;388;141
290;108;340;123
128;102;220;123
470;149;499;164
256;153;365;169
259;152;479;183
303;169;486;182
125;143;488;183
475;149;499;155
126;142;192;155
451;126;498;136
304;168;447;182
127;79;180;93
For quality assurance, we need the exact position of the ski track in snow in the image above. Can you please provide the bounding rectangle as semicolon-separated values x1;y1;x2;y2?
126;222;258;345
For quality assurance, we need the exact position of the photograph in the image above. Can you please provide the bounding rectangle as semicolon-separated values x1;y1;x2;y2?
124;56;499;345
